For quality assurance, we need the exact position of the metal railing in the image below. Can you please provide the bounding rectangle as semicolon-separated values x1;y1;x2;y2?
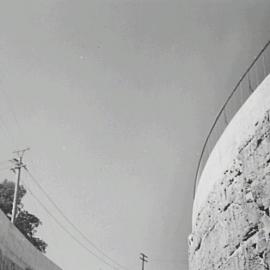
193;40;270;198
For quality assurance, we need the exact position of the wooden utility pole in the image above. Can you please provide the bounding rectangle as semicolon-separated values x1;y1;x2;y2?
140;253;148;270
10;148;30;224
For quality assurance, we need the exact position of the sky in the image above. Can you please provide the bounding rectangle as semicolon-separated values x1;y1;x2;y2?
0;1;270;270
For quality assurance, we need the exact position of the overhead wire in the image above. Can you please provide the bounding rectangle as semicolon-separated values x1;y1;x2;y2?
24;168;130;270
0;87;131;270
20;175;74;268
22;179;122;270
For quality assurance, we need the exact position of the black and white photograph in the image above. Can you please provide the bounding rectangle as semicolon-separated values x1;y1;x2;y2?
0;1;270;270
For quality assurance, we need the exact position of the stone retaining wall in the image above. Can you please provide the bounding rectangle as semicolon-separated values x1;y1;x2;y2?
189;109;270;269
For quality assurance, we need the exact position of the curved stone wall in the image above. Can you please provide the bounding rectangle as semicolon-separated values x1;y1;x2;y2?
189;75;270;269
0;209;61;270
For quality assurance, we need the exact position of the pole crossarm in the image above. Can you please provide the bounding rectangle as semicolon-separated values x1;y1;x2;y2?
140;253;148;270
10;148;30;223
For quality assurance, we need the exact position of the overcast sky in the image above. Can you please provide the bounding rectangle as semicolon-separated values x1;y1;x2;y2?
0;1;270;270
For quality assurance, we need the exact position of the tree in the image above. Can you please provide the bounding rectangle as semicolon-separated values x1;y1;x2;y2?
0;179;47;253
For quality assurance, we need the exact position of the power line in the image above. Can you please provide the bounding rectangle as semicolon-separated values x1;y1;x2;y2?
24;168;130;270
20;175;62;259
0;90;130;270
25;168;129;269
22;180;123;270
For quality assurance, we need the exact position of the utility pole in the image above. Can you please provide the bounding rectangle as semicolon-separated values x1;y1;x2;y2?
10;147;30;224
140;253;148;270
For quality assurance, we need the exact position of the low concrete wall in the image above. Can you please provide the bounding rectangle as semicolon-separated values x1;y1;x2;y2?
189;75;270;269
0;209;61;270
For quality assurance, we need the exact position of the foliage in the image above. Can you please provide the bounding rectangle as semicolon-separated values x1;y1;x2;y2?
0;179;47;253
0;179;26;217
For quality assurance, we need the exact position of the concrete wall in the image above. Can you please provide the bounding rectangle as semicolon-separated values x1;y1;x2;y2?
0;209;61;270
189;75;270;269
